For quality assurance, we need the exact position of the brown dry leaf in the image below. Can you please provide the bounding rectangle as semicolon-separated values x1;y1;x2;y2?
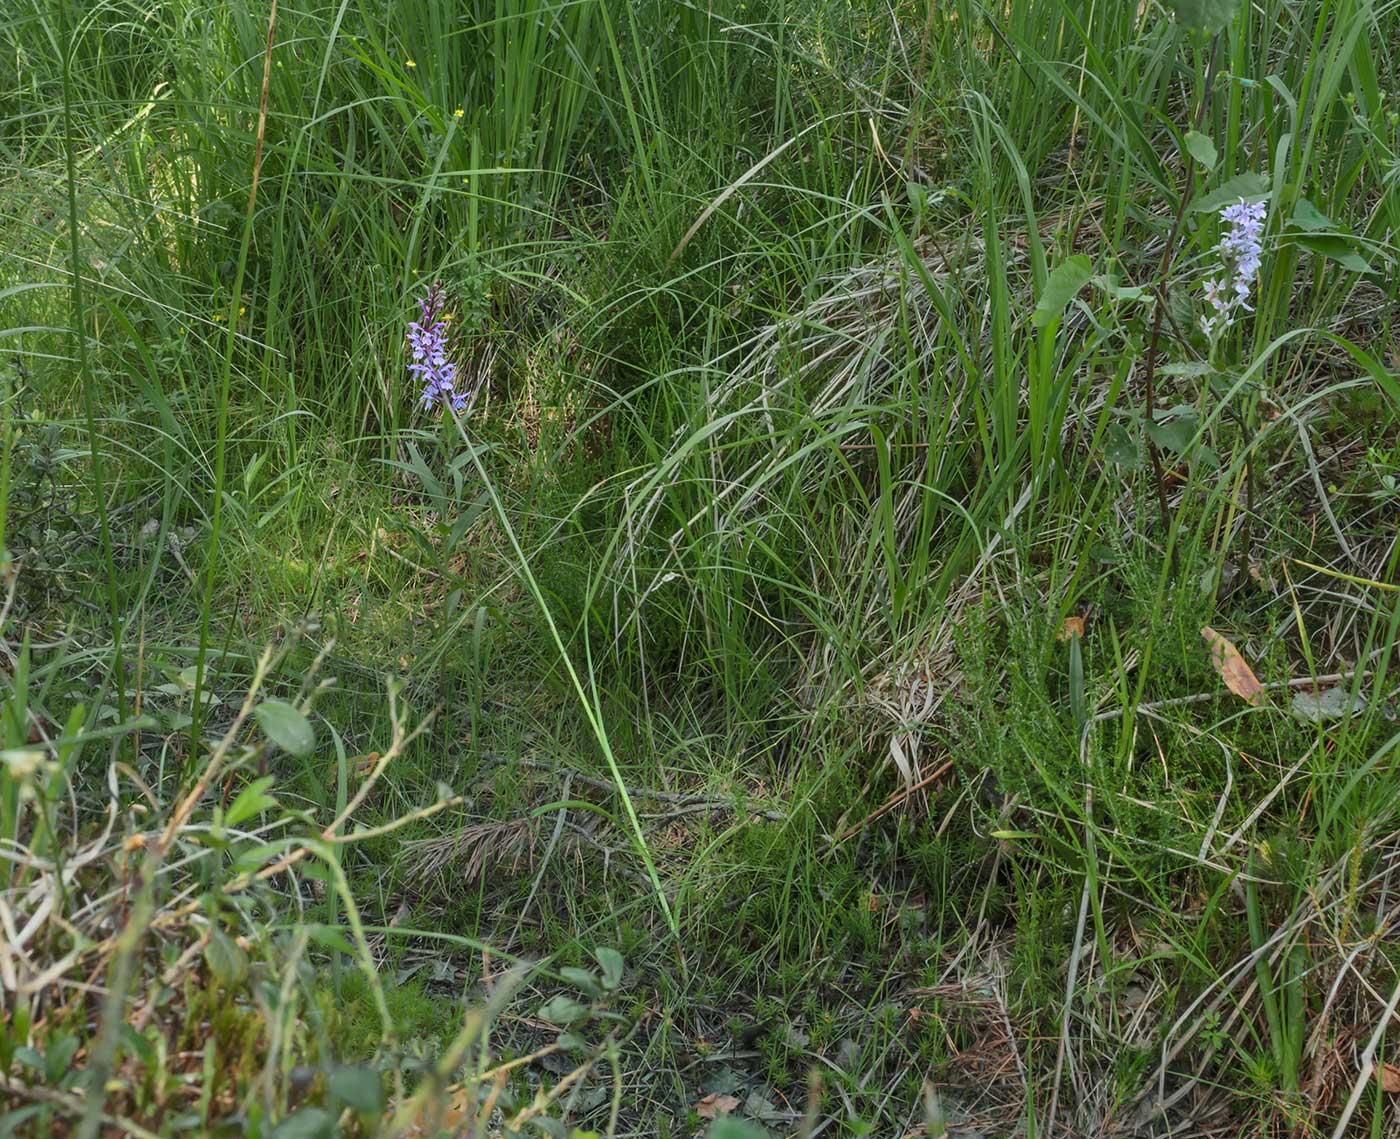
1381;1062;1400;1093
1058;615;1085;641
695;1093;741;1120
1201;626;1265;706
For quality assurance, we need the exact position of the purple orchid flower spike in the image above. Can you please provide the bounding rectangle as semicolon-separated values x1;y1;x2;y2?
1200;198;1267;339
407;283;467;413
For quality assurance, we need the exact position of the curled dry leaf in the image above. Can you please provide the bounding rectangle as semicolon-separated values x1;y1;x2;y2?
695;1093;741;1120
1058;615;1085;641
1201;626;1264;706
1381;1062;1400;1094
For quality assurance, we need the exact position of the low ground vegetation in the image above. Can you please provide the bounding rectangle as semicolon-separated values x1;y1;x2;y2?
2;0;1399;1135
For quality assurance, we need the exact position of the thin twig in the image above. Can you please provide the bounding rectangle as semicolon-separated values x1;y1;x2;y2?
829;759;955;846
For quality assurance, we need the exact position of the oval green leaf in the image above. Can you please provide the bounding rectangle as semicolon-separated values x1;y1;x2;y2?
1032;255;1093;330
254;700;315;758
1183;130;1217;170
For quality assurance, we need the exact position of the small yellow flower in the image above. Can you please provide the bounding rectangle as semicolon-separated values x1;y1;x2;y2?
453;108;464;119
441;312;454;322
405;58;416;68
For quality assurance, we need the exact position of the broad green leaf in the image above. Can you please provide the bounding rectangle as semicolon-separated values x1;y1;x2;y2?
329;1066;384;1114
44;1035;79;1084
1291;687;1367;724
1159;361;1214;378
269;1108;336;1139
11;1048;43;1073
254;700;315;758
0;1106;44;1137
560;967;603;999
1104;424;1142;470
232;837;300;875
303;924;358;957
1289;197;1336;232
1162;0;1241;33
204;928;249;988
1183;130;1217;170
595;946;624;989
1265;74;1297;115
1032;255;1093;329
1094;275;1149;303
225;775;278;828
1144;407;1200;454
1290;233;1374;273
707;1121;773;1139
1190;172;1269;214
120;1024;156;1066
538;995;590;1025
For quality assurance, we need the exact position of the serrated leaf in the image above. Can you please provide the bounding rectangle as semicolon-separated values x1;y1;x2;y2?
595;946;624;989
1289;233;1374;273
1184;130;1217;170
1190;172;1270;214
254;700;314;758
225;775;277;829
538;995;590;1025
1161;0;1241;32
204;928;248;988
1033;255;1093;329
329;1066;384;1114
1202;627;1265;706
